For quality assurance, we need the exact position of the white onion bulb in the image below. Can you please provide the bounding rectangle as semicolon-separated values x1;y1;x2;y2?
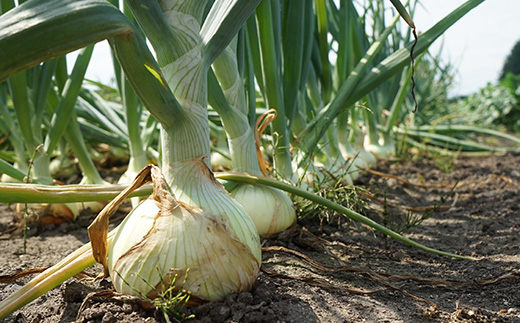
230;183;296;237
105;165;260;302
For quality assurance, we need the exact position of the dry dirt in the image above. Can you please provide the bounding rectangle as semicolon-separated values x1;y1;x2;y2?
1;153;520;322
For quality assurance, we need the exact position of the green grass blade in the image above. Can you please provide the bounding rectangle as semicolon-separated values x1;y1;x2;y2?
298;0;484;168
79;89;128;140
0;84;27;172
64;115;106;184
394;127;515;153
298;9;402;167
282;0;306;126
314;0;332;104
78;120;128;149
352;0;484;103
34;60;58;122
7;71;36;149
246;17;265;96
383;65;413;134
241;26;258;126
389;0;415;28
414;125;520;145
0;158;27;183
122;76;147;173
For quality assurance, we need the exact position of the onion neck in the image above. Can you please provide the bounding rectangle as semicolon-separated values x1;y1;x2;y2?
211;44;262;176
228;126;262;175
160;104;211;184
156;6;211;183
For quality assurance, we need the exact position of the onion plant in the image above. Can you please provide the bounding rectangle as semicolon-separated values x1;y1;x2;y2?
0;0;487;319
1;0;263;314
0;41;107;221
292;0;485;168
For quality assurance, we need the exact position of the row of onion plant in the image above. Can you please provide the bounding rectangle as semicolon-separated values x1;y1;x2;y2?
0;41;108;223
0;0;487;319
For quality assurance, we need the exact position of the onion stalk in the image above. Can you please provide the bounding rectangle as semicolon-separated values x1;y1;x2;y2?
1;0;262;317
209;36;296;237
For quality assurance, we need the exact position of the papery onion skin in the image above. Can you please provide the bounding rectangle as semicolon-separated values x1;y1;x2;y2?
107;198;260;302
230;183;296;237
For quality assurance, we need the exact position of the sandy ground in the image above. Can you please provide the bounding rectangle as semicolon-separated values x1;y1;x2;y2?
1;153;520;322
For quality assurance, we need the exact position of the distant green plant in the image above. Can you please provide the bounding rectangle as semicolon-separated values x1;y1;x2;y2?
500;72;520;92
498;73;520;132
499;40;520;80
446;83;516;129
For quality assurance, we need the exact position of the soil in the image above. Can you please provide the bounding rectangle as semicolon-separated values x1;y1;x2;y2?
1;153;520;323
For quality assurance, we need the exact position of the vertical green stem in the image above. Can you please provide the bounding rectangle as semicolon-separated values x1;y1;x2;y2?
125;0;211;183
122;77;148;173
297;11;402;168
118;2;147;174
0;83;28;175
282;0;306;125
44;45;94;154
384;65;413;135
210;51;261;175
65;115;105;184
255;0;292;179
8;69;52;184
8;71;36;150
314;0;332;104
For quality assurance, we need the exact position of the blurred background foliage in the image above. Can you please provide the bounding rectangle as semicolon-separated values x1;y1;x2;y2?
413;38;520;133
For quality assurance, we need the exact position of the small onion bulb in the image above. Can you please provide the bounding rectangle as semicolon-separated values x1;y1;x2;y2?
230;183;296;237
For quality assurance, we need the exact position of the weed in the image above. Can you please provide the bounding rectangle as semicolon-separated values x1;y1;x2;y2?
431;151;457;173
295;175;369;228
399;182;457;234
117;268;195;322
387;181;458;235
20;144;44;253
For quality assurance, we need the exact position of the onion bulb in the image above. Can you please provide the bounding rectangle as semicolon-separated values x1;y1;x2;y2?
89;164;261;302
364;136;392;160
230;183;296;237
